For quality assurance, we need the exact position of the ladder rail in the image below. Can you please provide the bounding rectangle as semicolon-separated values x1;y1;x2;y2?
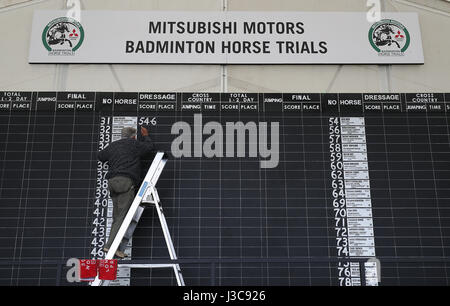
119;264;178;269
152;189;177;260
151;187;185;286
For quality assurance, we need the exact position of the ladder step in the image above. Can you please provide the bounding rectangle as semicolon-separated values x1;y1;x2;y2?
118;264;178;269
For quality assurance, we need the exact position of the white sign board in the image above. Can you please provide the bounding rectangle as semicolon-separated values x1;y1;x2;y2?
29;11;424;64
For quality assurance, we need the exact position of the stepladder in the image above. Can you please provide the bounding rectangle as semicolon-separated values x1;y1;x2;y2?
91;152;185;286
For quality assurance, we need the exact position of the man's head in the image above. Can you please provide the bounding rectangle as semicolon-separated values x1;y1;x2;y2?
121;127;137;139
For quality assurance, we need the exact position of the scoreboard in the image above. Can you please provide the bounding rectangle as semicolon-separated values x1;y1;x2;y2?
0;91;449;286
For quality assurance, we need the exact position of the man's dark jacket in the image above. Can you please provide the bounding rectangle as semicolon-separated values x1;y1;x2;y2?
98;135;154;186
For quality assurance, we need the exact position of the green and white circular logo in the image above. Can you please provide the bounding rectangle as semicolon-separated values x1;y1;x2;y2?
369;19;410;55
42;17;84;55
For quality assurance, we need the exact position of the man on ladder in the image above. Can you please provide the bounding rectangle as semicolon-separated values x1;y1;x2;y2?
98;126;154;258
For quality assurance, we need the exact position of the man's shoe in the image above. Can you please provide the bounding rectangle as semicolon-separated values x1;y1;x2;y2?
114;250;128;259
103;247;127;258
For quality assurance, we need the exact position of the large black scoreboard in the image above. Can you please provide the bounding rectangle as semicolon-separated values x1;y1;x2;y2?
0;91;449;286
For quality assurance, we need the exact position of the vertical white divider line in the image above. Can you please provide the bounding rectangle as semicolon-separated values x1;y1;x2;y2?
219;0;228;283
379;0;392;93
53;0;70;91
221;0;228;93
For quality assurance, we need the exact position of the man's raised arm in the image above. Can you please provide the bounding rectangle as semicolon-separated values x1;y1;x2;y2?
137;126;155;156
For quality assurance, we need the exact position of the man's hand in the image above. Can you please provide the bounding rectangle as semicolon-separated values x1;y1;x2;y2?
141;126;149;137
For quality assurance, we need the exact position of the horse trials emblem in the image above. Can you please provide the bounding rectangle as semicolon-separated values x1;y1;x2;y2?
42;17;84;55
369;19;410;56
